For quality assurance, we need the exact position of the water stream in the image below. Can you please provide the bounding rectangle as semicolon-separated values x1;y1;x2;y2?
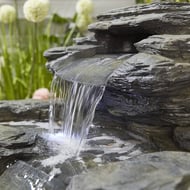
49;75;105;154
47;55;127;159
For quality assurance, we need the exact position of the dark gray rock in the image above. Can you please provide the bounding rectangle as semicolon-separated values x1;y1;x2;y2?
45;45;98;72
87;139;115;146
0;125;36;149
97;3;190;21
46;52;133;86
103;52;190;126
0;100;49;122
74;35;98;45
0;124;49;175
135;35;190;61
67;151;190;190
86;3;190;54
89;3;190;35
174;127;190;151
44;3;190;153
0;161;65;190
126;122;178;151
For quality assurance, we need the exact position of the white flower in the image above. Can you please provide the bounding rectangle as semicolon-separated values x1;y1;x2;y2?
0;5;16;24
76;14;92;32
23;0;50;23
76;0;93;15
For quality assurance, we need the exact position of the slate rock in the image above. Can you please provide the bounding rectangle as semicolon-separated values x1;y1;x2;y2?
0;125;36;149
0;125;45;175
174;127;190;151
135;35;190;61
0;161;65;190
74;35;98;45
103;52;190;126
89;3;190;35
126;122;178;151
67;151;190;190
0;100;49;122
97;3;190;21
86;3;190;54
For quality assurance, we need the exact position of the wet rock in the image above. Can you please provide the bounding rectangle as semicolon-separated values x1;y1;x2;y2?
0;161;65;190
135;35;190;61
87;139;115;146
0;123;51;175
45;45;98;74
67;151;190;190
0;100;49;122
0;125;36;149
174;127;190;151
55;159;85;186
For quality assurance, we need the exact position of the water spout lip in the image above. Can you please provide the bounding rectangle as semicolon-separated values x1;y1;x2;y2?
51;54;126;86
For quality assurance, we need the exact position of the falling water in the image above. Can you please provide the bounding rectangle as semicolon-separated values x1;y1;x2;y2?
49;75;105;154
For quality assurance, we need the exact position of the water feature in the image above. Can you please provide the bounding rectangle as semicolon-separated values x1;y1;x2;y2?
47;55;126;155
49;75;105;154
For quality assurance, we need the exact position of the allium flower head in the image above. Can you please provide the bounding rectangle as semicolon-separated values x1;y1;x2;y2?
23;0;50;23
76;0;93;15
0;5;16;24
76;14;91;32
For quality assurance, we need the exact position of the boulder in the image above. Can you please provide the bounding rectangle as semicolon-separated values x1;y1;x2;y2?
67;151;190;190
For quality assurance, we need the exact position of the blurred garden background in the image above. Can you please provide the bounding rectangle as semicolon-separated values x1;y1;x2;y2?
0;0;189;100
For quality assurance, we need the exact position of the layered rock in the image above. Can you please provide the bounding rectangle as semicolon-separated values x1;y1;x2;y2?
68;151;190;190
44;3;190;151
88;3;190;54
0;100;49;122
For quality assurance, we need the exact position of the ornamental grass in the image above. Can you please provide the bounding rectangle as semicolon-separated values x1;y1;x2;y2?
0;0;93;100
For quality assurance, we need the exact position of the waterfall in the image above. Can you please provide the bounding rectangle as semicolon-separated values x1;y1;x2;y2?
49;75;105;154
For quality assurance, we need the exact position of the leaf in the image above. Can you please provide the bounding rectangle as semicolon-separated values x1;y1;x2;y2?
13;77;27;89
52;13;70;24
42;34;61;44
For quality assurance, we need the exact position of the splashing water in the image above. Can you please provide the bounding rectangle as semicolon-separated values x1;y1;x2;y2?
45;55;125;163
48;75;105;155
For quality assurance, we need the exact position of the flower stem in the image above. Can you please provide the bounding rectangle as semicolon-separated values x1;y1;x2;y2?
28;22;38;98
64;25;76;46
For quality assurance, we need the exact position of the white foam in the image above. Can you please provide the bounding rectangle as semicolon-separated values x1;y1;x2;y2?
41;133;82;167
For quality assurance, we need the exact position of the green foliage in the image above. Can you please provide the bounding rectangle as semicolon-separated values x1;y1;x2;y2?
0;8;88;100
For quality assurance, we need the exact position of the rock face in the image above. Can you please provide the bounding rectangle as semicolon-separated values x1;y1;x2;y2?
0;119;147;190
135;35;190;61
0;100;49;122
44;3;190;151
67;151;190;190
